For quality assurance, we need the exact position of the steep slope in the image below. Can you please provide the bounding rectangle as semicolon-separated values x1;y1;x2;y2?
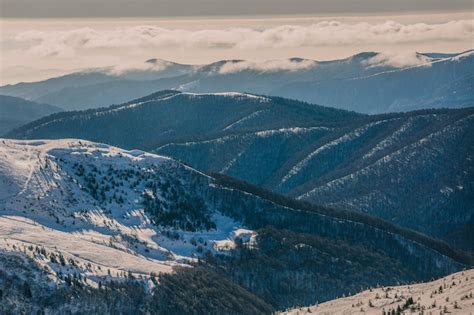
159;109;474;252
0;250;273;314
290;111;474;247
1;51;472;113
0;139;470;310
8;92;473;251
0;95;62;136
283;269;474;315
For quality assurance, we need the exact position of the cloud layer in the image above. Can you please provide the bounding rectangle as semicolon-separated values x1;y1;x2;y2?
11;19;474;58
364;52;434;68
218;59;317;74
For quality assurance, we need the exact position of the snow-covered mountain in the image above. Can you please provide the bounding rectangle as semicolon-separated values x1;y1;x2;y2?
1;51;472;113
8;91;474;252
0;138;470;312
283;269;474;315
0;138;250;278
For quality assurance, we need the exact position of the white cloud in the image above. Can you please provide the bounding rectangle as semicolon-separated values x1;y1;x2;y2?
105;59;173;75
11;19;474;58
218;59;317;74
364;52;434;68
452;50;474;61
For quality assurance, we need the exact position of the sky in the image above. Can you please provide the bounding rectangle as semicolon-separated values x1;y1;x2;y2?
0;0;473;84
1;0;472;18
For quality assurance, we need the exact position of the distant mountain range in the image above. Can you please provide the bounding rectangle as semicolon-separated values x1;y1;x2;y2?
7;91;474;252
1;51;472;113
0;139;470;312
0;95;62;136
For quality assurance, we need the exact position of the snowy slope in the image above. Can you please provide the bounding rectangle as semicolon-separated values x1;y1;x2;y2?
1;138;471;310
0;139;251;286
282;269;474;315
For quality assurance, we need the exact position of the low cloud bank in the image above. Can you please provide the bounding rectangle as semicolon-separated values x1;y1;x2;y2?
11;19;473;58
106;59;175;75
364;52;434;68
218;59;317;74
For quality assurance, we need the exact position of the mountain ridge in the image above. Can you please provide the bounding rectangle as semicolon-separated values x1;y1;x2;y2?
1;50;472;113
6;92;473;252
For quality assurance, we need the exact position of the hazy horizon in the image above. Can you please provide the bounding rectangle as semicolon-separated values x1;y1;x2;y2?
0;4;473;84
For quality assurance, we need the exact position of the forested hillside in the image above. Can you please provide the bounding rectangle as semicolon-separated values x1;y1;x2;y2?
0;139;470;311
8;92;473;251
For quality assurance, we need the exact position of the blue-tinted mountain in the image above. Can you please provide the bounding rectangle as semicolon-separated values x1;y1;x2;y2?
1;51;472;113
0;95;62;135
275;52;474;113
0;60;194;110
0;72;117;100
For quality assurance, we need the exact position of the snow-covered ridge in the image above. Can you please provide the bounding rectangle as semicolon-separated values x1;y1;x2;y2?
157;126;329;151
223;109;269;131
181;91;270;102
0;138;253;287
254;126;330;138
282;269;474;315
24;91;270;130
85;91;270;117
